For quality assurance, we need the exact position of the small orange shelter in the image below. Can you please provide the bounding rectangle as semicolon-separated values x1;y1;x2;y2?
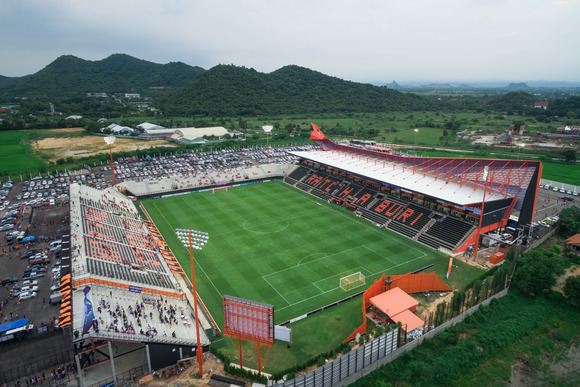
369;287;424;333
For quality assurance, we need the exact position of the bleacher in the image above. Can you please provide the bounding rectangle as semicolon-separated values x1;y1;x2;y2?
418;216;475;251
284;165;311;185
310;174;343;200
76;191;177;289
69;183;211;347
334;183;364;200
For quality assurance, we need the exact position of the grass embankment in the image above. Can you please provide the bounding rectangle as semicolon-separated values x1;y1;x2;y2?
351;290;580;387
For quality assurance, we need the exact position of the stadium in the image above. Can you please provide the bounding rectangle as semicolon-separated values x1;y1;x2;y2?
60;123;541;384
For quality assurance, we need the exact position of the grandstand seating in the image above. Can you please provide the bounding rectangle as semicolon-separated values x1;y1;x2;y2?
285;165;311;184
334;183;363;200
418;216;475;251
72;184;179;290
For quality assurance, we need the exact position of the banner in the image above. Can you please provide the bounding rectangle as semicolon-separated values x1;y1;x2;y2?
81;286;95;335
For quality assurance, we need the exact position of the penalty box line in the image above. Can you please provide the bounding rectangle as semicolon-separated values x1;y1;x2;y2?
262;244;393;309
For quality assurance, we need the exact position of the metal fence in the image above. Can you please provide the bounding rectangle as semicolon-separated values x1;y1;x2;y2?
274;328;398;387
0;349;77;384
86;363;149;387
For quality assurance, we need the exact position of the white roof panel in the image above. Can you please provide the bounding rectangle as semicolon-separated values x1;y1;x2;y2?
288;150;507;206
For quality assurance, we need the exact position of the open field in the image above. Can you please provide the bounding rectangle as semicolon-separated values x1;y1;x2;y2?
0;130;45;173
32;131;175;162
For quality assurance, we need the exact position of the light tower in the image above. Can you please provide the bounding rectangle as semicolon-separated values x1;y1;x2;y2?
413;129;419;156
175;228;209;375
104;136;117;185
262;125;273;164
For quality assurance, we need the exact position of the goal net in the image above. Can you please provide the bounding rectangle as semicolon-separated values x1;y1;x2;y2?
340;272;366;291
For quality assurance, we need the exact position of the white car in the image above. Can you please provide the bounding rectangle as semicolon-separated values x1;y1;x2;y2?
22;280;38;287
19;291;37;300
20;285;39;293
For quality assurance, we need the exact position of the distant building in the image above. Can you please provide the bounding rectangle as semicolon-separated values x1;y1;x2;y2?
556;126;580;135
87;92;108;98
130;102;152;107
103;123;134;135
124;93;141;99
66;115;83;120
137;122;165;132
534;102;548;109
171;127;230;144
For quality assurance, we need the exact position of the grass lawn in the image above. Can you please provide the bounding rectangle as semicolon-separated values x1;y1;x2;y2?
0;130;45;174
141;180;486;372
142;180;451;324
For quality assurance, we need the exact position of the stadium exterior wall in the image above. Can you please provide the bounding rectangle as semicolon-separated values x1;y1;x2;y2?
123;177;283;200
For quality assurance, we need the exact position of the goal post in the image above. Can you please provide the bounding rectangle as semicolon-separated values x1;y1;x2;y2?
340;271;366;291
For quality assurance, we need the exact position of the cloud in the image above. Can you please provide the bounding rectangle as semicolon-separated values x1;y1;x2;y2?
1;0;579;82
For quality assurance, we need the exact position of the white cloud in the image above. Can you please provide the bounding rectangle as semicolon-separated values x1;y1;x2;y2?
1;0;579;82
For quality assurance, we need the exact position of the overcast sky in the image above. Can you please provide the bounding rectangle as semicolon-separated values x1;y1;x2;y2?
2;0;579;84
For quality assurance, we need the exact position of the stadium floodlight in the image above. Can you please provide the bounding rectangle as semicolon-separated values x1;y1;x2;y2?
103;136;117;185
262;125;273;164
413;129;419;156
473;165;490;260
175;227;208;375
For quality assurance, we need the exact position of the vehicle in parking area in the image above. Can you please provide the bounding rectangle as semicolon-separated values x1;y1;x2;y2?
0;224;15;231
49;240;63;248
19;291;37;300
29;257;50;265
22;280;38;287
20;285;39;293
23;271;45;279
1;277;19;286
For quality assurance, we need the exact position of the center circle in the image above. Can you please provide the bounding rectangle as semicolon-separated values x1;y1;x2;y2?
243;217;290;234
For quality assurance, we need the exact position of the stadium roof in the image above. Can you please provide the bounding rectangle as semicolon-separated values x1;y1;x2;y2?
287;149;507;206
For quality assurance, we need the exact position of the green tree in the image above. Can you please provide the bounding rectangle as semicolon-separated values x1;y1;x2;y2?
556;206;580;239
564;275;580;307
561;149;578;164
513;248;566;297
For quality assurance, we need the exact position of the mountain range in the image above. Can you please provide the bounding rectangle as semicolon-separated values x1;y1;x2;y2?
0;54;204;98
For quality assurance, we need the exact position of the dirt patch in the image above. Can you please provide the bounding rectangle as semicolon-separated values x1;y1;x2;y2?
552;264;579;294
42;127;85;134
510;341;580;386
417;292;454;320
33;135;175;162
145;352;256;387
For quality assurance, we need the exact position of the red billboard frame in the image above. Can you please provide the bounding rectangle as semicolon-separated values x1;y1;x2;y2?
223;295;274;345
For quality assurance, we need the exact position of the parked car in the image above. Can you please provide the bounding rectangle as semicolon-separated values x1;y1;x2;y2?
20;285;39;293
21;280;38;287
19;291;37;301
1;277;19;286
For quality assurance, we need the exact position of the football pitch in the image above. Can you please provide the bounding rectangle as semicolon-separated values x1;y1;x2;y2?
141;180;447;325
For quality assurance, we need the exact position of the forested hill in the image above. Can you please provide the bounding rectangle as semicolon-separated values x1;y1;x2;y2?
0;75;21;89
0;54;205;98
160;64;432;116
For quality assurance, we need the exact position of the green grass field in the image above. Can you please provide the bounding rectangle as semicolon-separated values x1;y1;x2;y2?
0;130;45;174
141;180;453;326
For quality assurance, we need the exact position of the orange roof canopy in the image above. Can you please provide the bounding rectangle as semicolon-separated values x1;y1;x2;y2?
369;287;418;317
